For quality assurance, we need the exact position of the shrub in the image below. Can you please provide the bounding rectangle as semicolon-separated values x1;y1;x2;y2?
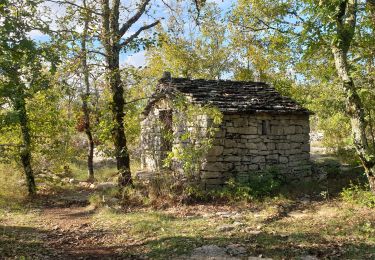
245;168;283;197
184;169;283;203
341;183;375;208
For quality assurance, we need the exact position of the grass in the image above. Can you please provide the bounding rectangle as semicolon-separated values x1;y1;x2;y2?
89;199;375;259
68;159;118;182
1;158;374;259
0;164;28;210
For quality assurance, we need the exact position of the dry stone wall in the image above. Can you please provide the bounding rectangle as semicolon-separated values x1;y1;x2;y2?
140;103;312;189
140;100;172;171
201;113;311;188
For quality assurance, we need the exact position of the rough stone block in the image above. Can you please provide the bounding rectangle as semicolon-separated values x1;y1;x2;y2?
241;134;258;139
257;142;267;151
203;178;225;185
252;156;266;163
224;156;241;162
207;146;224;156
223;148;236;155
245;143;257;150
257;150;272;156
266;154;279;161
224;139;237;148
235;164;249;172
248;164;259;170
279;156;289;163
266;143;275;150
202;162;226;172
285;125;296;135
289;134;308;142
271;126;283;135
233;118;245;127
201;171;223;179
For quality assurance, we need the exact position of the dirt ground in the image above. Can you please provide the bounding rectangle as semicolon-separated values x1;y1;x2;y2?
1;152;375;259
1;184;375;259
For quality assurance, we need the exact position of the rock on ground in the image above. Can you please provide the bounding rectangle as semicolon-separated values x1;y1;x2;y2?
188;245;238;260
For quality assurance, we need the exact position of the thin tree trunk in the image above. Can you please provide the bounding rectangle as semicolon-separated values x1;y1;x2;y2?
15;86;36;195
81;0;95;182
100;0;158;187
101;0;132;186
331;0;375;191
368;110;375;149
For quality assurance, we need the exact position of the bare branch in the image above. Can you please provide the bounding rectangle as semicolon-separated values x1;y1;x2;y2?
87;50;107;57
118;0;151;37
124;96;150;105
46;0;102;15
119;20;160;48
161;0;176;12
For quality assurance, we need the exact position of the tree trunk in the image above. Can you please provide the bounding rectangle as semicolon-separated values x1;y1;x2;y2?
331;0;375;192
333;48;375;191
100;0;159;187
101;0;132;186
15;87;36;195
108;46;132;186
81;0;95;182
368;110;375;149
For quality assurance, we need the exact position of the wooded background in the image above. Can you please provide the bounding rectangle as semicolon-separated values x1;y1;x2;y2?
1;0;375;195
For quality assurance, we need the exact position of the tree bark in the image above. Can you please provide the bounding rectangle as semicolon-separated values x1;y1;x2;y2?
15;86;36;195
108;46;132;186
332;0;375;191
101;0;132;186
81;0;95;182
100;0;158;187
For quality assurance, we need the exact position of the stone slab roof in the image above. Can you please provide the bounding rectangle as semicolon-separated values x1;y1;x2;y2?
143;77;311;116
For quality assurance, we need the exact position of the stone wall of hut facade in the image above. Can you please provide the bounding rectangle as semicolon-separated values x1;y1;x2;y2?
201;113;311;188
140;102;311;188
140;99;173;172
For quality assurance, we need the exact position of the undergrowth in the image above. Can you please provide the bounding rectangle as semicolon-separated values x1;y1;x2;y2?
0;164;27;210
341;183;375;208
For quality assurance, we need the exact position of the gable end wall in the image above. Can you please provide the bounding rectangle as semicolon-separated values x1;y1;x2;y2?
201;113;311;188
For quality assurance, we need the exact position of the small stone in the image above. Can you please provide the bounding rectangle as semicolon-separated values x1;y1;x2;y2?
190;245;228;258
226;244;247;256
79;181;89;187
216;224;235;232
62;177;70;183
246;229;262;235
96;182;116;191
298;256;319;260
108;197;119;204
215;211;233;218
232;221;245;227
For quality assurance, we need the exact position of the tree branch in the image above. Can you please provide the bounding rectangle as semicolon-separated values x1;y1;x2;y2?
87;50;107;57
119;20;160;48
118;0;151;37
46;0;102;15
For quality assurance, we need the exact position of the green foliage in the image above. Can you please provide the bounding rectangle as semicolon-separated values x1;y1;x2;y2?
341;183;375;208
185;169;283;203
0;163;27;209
145;2;231;80
163;94;223;181
245;168;283;197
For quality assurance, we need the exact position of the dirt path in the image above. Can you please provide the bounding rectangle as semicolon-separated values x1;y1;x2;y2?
33;192;125;259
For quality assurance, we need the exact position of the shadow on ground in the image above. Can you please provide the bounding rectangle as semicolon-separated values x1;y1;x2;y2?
122;233;375;259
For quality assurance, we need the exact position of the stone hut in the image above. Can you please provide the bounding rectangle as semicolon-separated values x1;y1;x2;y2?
139;74;312;188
